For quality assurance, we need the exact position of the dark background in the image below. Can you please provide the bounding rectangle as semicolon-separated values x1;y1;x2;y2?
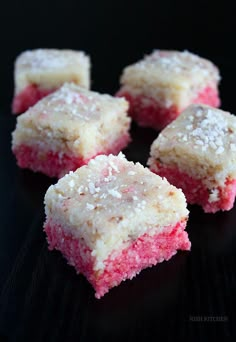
1;1;236;341
1;0;236;111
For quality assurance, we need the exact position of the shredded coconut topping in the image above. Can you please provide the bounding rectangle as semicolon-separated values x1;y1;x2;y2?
44;153;188;271
137;50;205;73
136;50;217;77
176;106;229;152
31;83;128;122
17;49;88;70
86;203;95;210
108;189;122;198
119;50;220;109
45;83;100;120
128;171;136;175
120;50;220;92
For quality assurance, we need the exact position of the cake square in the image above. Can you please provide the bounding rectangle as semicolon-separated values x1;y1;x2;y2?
12;49;90;114
12;83;131;178
117;50;220;130
148;104;236;213
44;153;190;298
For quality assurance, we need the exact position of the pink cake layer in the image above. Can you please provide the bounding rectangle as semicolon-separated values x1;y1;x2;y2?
12;84;56;114
13;133;130;178
150;162;236;213
44;219;190;298
117;86;220;130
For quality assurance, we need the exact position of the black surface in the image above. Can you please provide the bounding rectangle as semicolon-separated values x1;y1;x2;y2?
1;0;236;341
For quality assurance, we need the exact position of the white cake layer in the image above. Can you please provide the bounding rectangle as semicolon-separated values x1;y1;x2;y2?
44;153;189;271
14;49;90;94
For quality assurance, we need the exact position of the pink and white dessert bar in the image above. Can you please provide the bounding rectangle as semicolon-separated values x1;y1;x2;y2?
117;50;220;130
12;83;131;178
44;153;190;298
148;104;236;213
12;49;90;114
